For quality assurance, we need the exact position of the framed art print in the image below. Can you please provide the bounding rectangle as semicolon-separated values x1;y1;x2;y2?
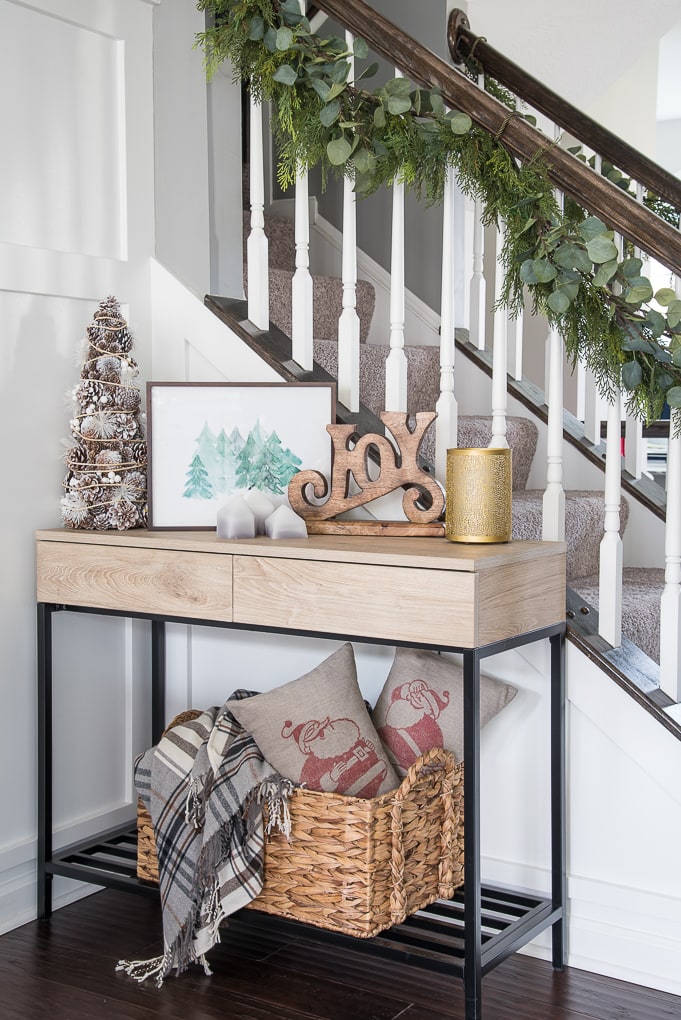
147;381;335;529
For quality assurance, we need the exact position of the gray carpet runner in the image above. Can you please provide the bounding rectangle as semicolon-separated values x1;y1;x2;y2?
244;204;664;664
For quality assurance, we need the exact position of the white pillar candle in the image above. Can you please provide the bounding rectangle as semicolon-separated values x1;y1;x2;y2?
264;504;308;540
216;495;256;540
243;489;275;534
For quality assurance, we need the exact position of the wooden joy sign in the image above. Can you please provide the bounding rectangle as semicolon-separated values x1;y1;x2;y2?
288;411;444;533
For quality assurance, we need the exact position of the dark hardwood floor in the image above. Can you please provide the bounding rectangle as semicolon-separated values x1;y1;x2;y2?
1;890;679;1019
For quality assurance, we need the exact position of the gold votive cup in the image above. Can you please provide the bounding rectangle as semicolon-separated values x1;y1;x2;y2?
445;447;512;543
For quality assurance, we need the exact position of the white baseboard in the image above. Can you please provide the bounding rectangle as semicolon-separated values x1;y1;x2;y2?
0;802;137;934
482;854;681;995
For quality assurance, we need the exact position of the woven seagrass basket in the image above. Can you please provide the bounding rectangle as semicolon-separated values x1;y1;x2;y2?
137;711;464;938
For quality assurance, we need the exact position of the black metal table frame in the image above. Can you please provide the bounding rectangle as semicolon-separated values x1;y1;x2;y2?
37;602;566;1020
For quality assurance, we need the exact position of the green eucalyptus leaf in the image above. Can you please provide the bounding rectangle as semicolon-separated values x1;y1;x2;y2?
592;259;619;287
385;77;412;97
579;215;609;241
666;386;681;408
411;88;422;115
327;134;352;165
645;309;666;338
354;171;373;195
353;37;369;59
308;78;330;100
272;64;298;85
449;111;472;135
621;257;643;278
320;99;341;127
264;27;278;52
276;26;294;50
373;105;386;129
547;288;571;315
556;274;580;301
519;260;538;285
624;282;654;304
606;168;622;184
586;235;619;264
621;336;653;352
621;359;643;390
326;81;346;101
654;287;677;307
387;95;412;115
518;217;536;236
668;300;681;328
356;61;379;82
672;347;681;368
248;16;264;40
532;259;558;283
523;113;537;126
430;92;445;118
329;60;350;84
352;147;375;174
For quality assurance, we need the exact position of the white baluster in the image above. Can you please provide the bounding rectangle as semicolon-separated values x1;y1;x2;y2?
469;197;486;350
624;415;645;479
247;97;269;330
291;170;314;370
507;307;523;381
436;165;458;480
543;325;565;540
385;69;408;413
290;0;314;370
468;75;486;351
598;234;626;645
583;368;603;446
337;31;360;412
599;392;624;646
660;421;681;699
489;224;508;448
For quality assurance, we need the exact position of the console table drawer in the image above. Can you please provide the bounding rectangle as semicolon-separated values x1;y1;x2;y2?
36;543;233;621
233;555;477;645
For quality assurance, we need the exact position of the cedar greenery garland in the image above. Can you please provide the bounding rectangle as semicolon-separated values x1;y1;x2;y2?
196;0;681;426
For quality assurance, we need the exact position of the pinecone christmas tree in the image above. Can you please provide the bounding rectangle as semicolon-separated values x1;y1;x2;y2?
61;296;147;530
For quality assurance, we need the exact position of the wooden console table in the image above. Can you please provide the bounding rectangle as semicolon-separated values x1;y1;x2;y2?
36;528;567;1020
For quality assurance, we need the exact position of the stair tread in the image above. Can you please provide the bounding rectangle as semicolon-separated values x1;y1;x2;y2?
570;567;665;664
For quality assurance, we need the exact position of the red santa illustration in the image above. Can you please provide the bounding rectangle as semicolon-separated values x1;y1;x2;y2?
377;678;449;769
281;715;388;797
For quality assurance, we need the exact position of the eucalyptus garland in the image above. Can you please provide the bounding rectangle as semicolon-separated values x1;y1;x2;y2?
196;0;681;425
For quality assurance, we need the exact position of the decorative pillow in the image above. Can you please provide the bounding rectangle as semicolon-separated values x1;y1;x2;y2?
228;643;400;798
372;647;518;773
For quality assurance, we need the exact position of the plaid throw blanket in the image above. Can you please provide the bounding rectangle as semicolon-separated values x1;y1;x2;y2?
117;691;292;986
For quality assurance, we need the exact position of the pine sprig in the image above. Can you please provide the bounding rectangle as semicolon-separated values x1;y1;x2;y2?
196;0;681;427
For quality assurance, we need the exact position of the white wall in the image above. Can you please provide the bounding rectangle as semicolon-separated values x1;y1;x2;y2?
0;0;157;933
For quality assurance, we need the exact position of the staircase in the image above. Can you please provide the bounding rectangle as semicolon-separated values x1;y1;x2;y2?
236;200;665;665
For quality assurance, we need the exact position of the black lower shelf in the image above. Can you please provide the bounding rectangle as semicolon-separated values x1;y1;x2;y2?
46;823;560;976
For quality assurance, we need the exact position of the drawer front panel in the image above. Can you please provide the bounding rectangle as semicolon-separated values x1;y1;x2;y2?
233;556;477;646
37;543;233;621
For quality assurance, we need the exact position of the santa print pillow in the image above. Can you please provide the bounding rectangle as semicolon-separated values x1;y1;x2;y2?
372;647;518;774
227;643;400;798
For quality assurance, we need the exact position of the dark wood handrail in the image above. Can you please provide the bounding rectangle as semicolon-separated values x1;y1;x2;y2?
447;9;681;214
313;0;681;276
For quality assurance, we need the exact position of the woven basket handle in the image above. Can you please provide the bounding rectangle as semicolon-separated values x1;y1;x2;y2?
389;746;456;925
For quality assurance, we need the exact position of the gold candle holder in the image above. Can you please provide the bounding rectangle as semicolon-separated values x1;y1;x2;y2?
445;447;512;543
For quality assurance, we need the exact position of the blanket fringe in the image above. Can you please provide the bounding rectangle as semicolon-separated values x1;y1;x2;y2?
116;952;170;986
259;777;294;840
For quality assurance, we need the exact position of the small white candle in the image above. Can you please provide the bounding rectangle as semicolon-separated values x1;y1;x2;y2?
243;489;275;535
216;495;256;540
264;504;308;540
